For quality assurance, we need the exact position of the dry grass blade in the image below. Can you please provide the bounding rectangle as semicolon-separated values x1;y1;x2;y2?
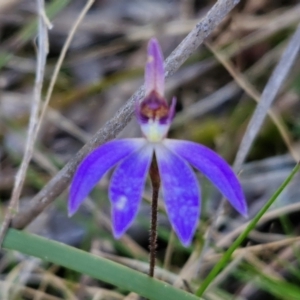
12;0;242;229
172;41;285;128
233;24;300;171
205;41;298;163
0;0;49;247
215;201;300;250
0;282;61;300
206;253;245;291
36;0;95;145
2;258;40;299
205;236;300;264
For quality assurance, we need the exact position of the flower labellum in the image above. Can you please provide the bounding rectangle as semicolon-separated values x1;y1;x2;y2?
69;38;248;246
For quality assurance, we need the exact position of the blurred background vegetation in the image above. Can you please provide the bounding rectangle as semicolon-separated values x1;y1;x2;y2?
0;0;300;299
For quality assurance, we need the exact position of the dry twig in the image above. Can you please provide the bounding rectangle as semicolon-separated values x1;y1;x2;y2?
0;0;50;246
233;24;300;170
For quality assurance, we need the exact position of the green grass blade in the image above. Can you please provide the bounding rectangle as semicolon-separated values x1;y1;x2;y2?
237;266;300;300
196;162;300;296
3;229;199;300
251;276;300;300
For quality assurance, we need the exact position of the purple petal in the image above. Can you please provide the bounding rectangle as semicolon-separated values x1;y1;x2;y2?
164;139;248;216
145;38;164;96
109;144;153;238
155;144;200;247
69;139;146;216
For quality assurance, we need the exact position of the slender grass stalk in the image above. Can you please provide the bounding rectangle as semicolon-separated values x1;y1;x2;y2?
196;162;300;296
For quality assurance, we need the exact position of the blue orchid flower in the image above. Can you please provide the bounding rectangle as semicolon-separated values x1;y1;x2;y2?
69;38;248;246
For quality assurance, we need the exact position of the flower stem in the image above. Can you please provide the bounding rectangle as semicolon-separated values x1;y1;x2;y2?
149;155;160;277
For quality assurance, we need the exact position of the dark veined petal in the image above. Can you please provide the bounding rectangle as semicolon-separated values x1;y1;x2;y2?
155;144;200;247
164;139;248;216
145;38;164;96
109;144;153;238
69;139;146;216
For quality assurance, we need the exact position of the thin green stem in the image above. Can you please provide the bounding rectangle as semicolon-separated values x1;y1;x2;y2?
196;162;300;296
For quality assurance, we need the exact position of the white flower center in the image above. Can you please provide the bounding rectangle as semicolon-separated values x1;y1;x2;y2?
140;119;169;142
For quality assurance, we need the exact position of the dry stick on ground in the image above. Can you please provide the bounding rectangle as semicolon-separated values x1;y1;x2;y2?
0;0;50;246
12;0;242;230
